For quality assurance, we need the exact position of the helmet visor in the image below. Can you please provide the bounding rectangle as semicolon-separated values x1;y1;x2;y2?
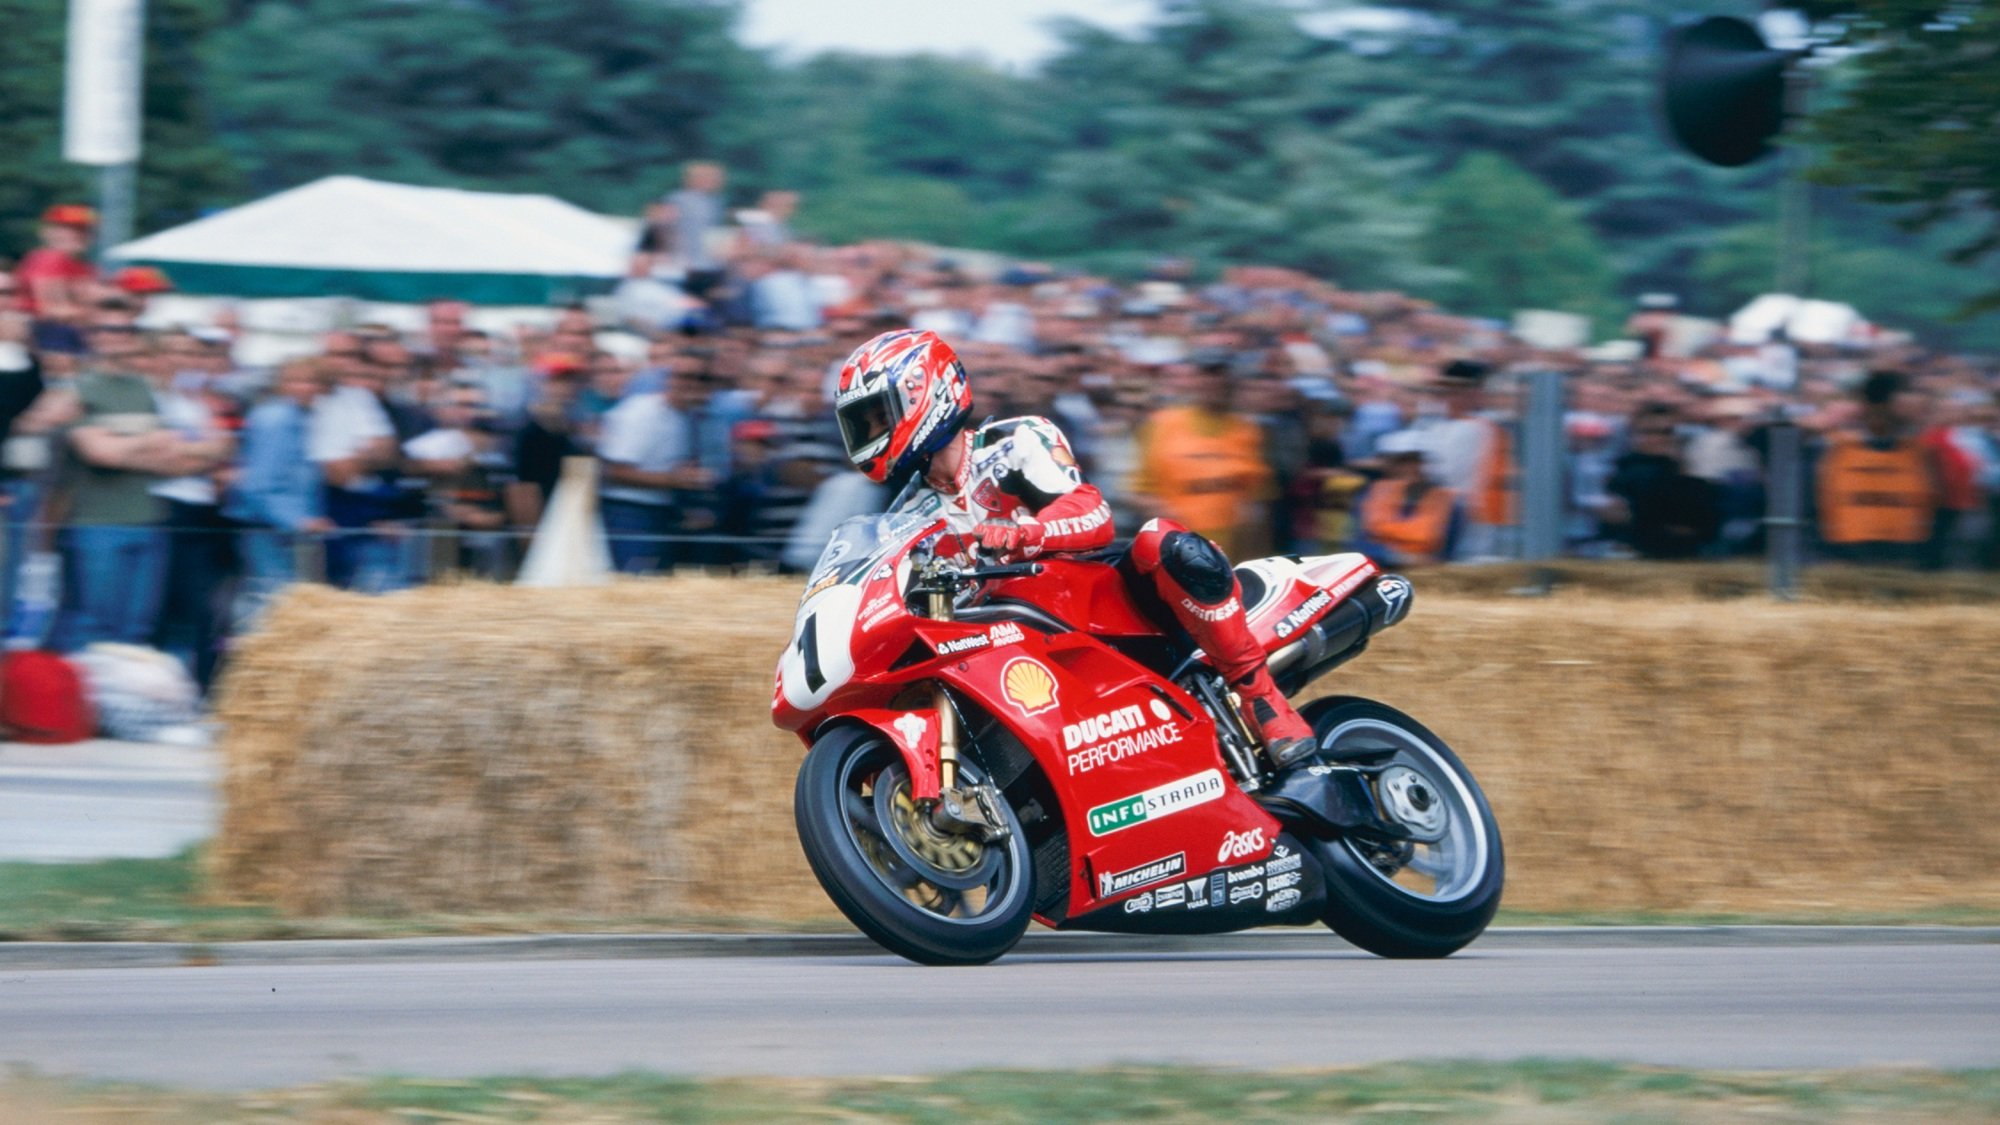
836;387;899;464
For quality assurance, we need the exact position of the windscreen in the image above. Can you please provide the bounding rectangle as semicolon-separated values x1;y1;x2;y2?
800;516;886;606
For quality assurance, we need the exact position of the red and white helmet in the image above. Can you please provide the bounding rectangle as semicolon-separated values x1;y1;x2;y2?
834;329;972;483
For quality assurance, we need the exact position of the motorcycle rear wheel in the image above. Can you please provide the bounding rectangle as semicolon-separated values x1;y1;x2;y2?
795;723;1035;965
1300;696;1504;959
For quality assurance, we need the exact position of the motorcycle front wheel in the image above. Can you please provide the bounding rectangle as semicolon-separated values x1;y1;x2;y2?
795;723;1035;965
1300;696;1504;958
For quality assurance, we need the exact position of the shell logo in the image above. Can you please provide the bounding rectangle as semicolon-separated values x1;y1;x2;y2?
1001;657;1059;716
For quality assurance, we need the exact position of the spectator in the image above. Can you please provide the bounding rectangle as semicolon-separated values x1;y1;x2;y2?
1087;367;1153;534
226;358;330;594
423;300;469;368
1817;370;1936;566
1949;392;2000;569
49;314;190;650
453;329;531;431
1242;364;1310;555
146;331;239;689
0;274;42;435
1604;403;1722;559
748;245;822;331
1295;397;1366;553
1413;359;1513;561
111;266;174;303
740;190;799;250
1357;431;1457;565
309;331;405;590
0;278;47;626
1916;387;1980;570
731;347;838;553
1684;395;1766;555
1342;369;1405;463
597;351;718;572
1565;413;1621;555
1131;350;1271;559
664;162;728;300
576;349;630;446
404;381;514;578
13;205;98;355
507;356;587;530
718;418;788;567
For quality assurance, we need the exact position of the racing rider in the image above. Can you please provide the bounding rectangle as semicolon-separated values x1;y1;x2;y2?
833;328;1319;767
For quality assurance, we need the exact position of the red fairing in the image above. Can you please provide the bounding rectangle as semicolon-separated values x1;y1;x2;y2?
1241;555;1378;655
930;627;1282;916
841;707;944;800
982;559;1159;637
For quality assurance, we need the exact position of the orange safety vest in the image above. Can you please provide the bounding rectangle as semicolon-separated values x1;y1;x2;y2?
1817;432;1934;545
1477;421;1515;527
1360;479;1457;563
1136;407;1270;546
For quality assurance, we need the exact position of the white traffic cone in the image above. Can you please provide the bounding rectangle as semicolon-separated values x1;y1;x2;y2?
515;456;613;587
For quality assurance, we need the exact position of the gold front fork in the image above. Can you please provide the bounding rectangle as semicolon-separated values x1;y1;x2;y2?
927;583;961;792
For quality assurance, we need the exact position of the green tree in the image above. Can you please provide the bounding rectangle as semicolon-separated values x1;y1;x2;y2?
794;175;984;247
203;0;760;213
1300;0;1771;294
1019;0;1442;288
1799;0;2000;312
0;0;237;256
1420;152;1616;328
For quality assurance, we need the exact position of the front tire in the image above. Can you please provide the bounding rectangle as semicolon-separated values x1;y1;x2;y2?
795;724;1034;965
1299;697;1504;958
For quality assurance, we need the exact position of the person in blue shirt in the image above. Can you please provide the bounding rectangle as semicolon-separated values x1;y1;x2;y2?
224;358;330;594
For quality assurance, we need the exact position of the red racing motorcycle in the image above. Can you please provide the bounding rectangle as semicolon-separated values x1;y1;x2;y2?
775;504;1504;965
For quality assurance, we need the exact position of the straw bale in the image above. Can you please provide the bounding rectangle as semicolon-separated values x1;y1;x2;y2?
211;576;2000;921
210;578;832;919
1318;595;2000;914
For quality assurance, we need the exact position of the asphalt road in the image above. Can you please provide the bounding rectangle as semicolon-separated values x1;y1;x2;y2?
5;942;1997;1087
0;740;216;862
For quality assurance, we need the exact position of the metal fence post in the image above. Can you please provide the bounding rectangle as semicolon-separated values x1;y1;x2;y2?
1766;420;1803;600
1517;369;1567;593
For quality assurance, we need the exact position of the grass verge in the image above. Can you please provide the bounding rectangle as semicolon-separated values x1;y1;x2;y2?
5;850;2000;942
0;848;829;942
7;1062;2000;1123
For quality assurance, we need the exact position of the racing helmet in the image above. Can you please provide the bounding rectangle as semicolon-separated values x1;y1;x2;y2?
834;329;971;483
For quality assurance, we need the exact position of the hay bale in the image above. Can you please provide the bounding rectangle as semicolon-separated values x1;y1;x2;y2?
211;578;2000;921
210;578;830;919
1318;595;2000;914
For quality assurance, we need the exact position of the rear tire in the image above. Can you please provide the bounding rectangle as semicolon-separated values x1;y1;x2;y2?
1299;697;1504;958
795;724;1034;965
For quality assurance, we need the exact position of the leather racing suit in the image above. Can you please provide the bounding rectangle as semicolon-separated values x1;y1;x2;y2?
908;414;1317;762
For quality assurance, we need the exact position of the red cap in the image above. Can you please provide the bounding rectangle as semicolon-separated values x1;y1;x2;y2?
732;419;779;443
534;352;587;377
113;266;174;295
42;204;98;228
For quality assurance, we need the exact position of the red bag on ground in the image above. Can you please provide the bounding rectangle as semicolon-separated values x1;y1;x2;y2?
0;650;96;744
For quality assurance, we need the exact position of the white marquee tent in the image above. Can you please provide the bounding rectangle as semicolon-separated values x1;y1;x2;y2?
110;176;637;306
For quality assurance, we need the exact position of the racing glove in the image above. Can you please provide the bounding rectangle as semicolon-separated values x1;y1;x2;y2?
973;516;1045;561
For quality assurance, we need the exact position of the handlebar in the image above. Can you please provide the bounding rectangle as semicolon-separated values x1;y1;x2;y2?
912;557;1043;593
962;562;1044;582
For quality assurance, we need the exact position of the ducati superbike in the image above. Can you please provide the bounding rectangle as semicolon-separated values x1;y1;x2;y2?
775;503;1504;965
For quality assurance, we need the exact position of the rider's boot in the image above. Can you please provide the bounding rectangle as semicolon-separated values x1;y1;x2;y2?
1130;520;1320;769
1231;665;1318;769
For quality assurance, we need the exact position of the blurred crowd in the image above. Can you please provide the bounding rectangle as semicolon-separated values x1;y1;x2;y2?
5;165;1999;691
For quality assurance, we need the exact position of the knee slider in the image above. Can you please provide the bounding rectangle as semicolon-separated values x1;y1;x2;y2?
1160;531;1235;605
